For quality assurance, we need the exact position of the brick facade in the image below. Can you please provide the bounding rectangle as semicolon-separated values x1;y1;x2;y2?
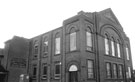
2;8;133;82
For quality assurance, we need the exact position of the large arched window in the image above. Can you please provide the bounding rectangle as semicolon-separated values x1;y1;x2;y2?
117;39;121;58
86;26;92;51
70;27;76;51
55;33;60;54
104;33;110;55
111;37;115;56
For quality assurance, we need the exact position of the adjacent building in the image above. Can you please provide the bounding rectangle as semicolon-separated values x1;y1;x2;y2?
1;8;133;82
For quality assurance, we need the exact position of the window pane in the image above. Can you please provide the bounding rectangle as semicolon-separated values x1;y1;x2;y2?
128;67;131;78
33;67;37;75
70;32;76;51
43;65;47;75
86;32;92;48
88;60;93;68
126;47;129;60
87;60;94;78
106;63;111;78
111;41;115;56
34;45;38;54
33;65;37;78
55;38;60;54
119;65;123;78
117;43;121;57
55;64;60;74
43;41;48;53
88;73;94;78
105;38;109;55
113;64;117;78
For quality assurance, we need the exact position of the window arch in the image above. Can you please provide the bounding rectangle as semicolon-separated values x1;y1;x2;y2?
111;37;115;56
69;27;77;51
86;26;92;51
55;32;60;54
104;33;110;55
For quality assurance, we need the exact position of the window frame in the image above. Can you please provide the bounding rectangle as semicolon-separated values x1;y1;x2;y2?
42;63;48;79
106;62;112;79
33;40;38;59
70;32;77;51
112;63;118;78
126;45;130;60
54;62;61;79
43;37;48;57
117;40;121;58
86;26;93;51
128;67;131;78
55;37;61;55
104;33;110;55
111;37;115;56
87;59;94;79
118;64;123;79
32;64;37;79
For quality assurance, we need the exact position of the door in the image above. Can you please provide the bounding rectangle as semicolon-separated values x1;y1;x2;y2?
69;71;78;82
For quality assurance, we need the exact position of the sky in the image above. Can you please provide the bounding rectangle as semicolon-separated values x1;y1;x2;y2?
0;0;135;68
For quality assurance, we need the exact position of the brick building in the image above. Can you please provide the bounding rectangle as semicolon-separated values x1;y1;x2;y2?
2;8;133;82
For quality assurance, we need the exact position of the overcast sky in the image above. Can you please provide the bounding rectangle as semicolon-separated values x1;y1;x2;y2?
0;0;135;68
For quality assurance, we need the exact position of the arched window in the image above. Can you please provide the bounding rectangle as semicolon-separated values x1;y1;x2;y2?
86;26;92;51
70;27;76;51
104;33;109;55
126;45;130;60
111;37;115;56
34;40;38;55
43;37;48;56
55;33;60;54
117;39;121;58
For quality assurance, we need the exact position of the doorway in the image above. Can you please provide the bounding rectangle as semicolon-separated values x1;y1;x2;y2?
68;65;78;82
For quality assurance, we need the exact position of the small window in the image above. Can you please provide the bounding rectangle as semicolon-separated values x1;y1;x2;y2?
87;60;94;78
70;32;76;51
104;34;109;55
42;64;47;79
106;62;112;78
55;37;60;54
126;46;130;60
54;62;61;79
118;65;123;78
111;37;115;56
113;64;117;78
32;65;37;78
